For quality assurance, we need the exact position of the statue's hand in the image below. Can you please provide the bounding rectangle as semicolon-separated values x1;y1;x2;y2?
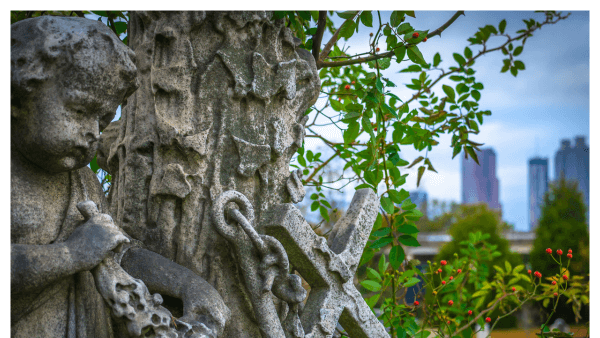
178;278;230;338
65;213;129;271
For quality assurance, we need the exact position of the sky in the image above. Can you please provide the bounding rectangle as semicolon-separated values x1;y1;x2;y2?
300;11;589;232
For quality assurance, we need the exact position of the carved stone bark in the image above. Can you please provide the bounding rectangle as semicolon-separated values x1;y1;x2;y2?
101;11;320;337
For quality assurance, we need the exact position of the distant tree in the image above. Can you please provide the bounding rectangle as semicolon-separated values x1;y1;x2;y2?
435;203;522;275
530;178;589;323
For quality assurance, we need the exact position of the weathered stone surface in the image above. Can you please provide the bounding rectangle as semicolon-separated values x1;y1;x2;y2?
102;11;320;337
11;16;228;338
263;189;389;338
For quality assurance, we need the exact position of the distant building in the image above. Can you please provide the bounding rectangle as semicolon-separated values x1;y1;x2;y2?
553;136;589;214
461;148;501;210
409;191;428;219
528;158;549;231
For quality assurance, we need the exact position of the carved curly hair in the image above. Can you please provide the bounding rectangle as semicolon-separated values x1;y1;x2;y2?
11;16;139;124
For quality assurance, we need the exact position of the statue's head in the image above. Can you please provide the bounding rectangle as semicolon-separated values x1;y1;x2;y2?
11;16;139;173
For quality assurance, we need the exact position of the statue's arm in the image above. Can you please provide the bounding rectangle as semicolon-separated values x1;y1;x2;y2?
120;247;230;334
11;242;78;294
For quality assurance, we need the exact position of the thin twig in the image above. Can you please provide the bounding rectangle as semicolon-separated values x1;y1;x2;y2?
427;11;465;38
318;12;360;67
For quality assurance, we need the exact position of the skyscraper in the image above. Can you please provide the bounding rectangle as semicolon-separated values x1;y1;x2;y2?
461;148;501;210
528;158;548;231
554;136;589;212
409;190;428;219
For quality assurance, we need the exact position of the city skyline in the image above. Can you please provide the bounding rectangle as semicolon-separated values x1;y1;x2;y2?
528;157;548;231
461;148;501;211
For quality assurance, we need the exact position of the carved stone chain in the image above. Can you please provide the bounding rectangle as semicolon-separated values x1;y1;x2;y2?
213;191;306;338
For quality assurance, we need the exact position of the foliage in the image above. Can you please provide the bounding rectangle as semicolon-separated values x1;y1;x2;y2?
531;178;589;323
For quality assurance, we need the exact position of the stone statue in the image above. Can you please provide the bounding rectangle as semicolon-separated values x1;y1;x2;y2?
11;16;229;338
100;11;389;338
12;12;389;338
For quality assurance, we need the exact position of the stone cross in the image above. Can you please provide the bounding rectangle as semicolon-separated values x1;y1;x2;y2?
263;189;389;338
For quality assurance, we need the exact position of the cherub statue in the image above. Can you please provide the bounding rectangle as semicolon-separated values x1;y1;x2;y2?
11;16;229;338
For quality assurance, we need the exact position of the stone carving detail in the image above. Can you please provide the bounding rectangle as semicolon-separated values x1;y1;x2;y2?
286;169;306;204
263;189;389;338
103;11;320;337
11;15;229;338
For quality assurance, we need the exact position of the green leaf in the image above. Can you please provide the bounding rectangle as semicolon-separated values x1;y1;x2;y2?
453;53;466;66
465;146;479;165
367;267;382;281
471;90;481;101
397;223;419;234
403;277;421;287
380;196;395;214
344;120;360;146
514;60;525;70
370;236;393;249
433;53;441;67
90;155;100;173
319;205;330;222
416;165;426;187
360;11;373;27
339;20;357;40
376;78;384;93
399;235;420;247
311;201;319;211
505;260;512;274
389;245;405;269
337;11;358;19
499;19;507;34
407;156;424;168
407;46;426;66
390;11;403;27
513;46;523;56
360;280;382;292
396;22;413;34
443;85;456;103
510;66;518;77
394;45;407;63
378;252;387;274
464;46;473;59
373;227;391;237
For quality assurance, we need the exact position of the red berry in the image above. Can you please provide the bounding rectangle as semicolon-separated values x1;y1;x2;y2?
554;292;558;297
345;84;350;90
546;248;552;254
414;301;419;306
528;269;532;274
423;37;427;42
351;81;356;84
457;269;462;273
534;271;542;278
442;281;446;285
376;47;380;52
567;253;573;259
338;98;341;101
552;281;557;285
370;32;374;37
373;127;377;131
557;249;563;256
568;249;572;254
563;275;568;281
438;268;442;273
485;317;491;323
412;32;419;39
448;300;454;306
449;276;454;280
512;287;516;292
447;321;451;324
441;260;447;266
468;310;473;315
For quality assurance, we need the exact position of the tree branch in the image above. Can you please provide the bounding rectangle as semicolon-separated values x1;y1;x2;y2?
107;14;120;39
317;12;360;68
312;11;327;62
427;11;465;39
304;150;341;183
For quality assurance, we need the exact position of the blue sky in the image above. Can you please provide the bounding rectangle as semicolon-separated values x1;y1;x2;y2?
302;11;589;231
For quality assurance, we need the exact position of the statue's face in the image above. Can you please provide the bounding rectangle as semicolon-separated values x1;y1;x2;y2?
12;76;119;173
